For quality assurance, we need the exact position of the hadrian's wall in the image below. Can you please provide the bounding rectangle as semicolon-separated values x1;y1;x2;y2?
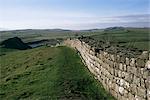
64;39;150;100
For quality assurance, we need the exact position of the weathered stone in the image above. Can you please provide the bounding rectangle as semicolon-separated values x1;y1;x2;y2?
130;58;135;67
140;78;146;89
119;86;124;95
124;89;129;98
114;69;118;77
145;60;150;70
140;68;144;75
110;68;114;75
109;54;114;61
127;65;132;73
126;57;130;65
130;84;138;95
135;95;145;100
137;87;146;98
119;63;123;71
124;81;130;91
118;70;122;78
121;96;129;100
147;89;150;100
117;55;120;62
125;73;133;83
115;83;119;93
128;93;134;100
123;64;127;72
121;71;126;79
145;76;150;89
136;58;145;68
117;94;122;100
138;51;149;60
143;70;149;79
120;56;126;63
120;79;124;87
131;67;137;75
111;89;118;98
133;75;140;86
114;62;119;69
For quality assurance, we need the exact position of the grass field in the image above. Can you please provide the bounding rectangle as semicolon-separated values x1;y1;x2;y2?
90;28;150;51
0;46;115;100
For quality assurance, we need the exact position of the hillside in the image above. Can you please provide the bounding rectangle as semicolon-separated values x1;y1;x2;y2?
0;46;115;100
0;37;31;50
89;28;150;51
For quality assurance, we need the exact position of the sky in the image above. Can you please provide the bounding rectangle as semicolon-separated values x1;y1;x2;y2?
0;0;149;30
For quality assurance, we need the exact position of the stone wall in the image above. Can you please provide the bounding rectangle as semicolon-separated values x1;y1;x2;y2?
64;39;150;100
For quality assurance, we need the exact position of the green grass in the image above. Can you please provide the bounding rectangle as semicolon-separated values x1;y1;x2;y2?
0;46;115;100
91;28;150;50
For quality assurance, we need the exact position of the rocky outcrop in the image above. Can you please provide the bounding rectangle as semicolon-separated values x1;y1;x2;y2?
64;39;150;100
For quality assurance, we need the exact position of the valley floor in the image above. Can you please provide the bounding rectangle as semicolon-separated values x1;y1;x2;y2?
0;46;115;100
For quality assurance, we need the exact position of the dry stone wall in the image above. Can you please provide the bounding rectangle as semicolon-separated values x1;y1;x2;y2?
64;39;150;100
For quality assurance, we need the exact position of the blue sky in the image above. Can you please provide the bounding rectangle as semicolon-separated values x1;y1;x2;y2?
0;0;149;30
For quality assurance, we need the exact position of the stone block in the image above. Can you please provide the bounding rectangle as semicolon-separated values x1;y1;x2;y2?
136;58;145;68
110;68;114;75
111;82;116;90
116;55;120;63
143;70;149;79
123;64;127;72
145;76;150;89
137;68;143;77
110;54;115;61
121;71;126;79
127;65;132;73
137;87;146;98
131;66;137;76
130;58;136;67
133;75;140;86
124;89;129;98
140;78;146;89
117;94;122;100
147;89;150;100
120;56;126;63
124;81;130;91
120;79;125;87
111;89;118;98
135;95;145;100
118;70;122;78
119;86;124;95
114;62;119;69
139;68;145;75
125;73;133;83
119;63;123;71
128;93;134;100
115;84;119;93
121;96;129;100
145;60;150;70
130;84;138;95
126;57;130;65
114;69;118;77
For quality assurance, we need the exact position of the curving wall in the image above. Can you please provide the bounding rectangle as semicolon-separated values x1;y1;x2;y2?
64;39;150;100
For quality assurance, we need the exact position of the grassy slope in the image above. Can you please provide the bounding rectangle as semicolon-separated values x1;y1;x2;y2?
91;28;150;50
0;46;115;100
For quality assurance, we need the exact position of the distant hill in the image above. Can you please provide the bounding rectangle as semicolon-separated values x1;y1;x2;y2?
104;27;126;32
0;37;31;50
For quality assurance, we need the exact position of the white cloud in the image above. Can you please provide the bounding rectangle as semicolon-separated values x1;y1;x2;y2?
0;7;149;30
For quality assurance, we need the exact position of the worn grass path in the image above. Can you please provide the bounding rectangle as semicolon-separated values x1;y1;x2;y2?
0;46;115;100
